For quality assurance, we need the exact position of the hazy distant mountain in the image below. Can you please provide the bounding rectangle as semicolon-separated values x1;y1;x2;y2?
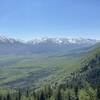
0;36;24;44
0;36;99;44
0;36;99;55
28;37;98;45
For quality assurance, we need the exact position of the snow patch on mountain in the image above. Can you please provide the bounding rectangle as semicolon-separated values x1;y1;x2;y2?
29;37;99;45
0;36;99;45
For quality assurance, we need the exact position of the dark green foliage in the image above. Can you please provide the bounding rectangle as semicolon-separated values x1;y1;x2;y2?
18;89;21;100
96;86;100;99
74;86;79;100
55;88;62;100
0;82;98;100
67;92;71;100
0;95;2;100
39;91;45;100
7;93;11;100
3;97;6;100
26;90;29;97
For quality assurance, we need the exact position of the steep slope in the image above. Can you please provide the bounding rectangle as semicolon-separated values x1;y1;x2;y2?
81;45;100;85
69;43;100;87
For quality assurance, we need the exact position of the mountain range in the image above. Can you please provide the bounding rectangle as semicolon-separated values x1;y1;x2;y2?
0;36;99;45
0;36;99;55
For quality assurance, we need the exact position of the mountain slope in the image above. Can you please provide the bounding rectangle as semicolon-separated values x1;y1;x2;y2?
69;43;100;87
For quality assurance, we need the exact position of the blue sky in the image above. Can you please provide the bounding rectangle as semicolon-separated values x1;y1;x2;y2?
0;0;100;40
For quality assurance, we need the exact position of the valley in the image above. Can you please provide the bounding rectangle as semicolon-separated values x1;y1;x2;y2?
0;53;81;88
0;37;99;100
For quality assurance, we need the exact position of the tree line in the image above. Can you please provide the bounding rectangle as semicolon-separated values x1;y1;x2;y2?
0;83;100;100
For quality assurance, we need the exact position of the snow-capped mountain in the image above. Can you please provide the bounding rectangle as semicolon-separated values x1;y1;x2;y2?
0;36;99;55
0;36;99;45
28;37;99;45
0;36;24;44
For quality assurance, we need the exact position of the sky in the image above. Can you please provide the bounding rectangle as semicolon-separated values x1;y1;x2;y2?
0;0;100;40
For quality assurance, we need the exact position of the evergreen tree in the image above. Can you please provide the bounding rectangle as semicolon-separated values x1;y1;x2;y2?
18;89;21;100
0;95;2;100
96;86;100;99
74;86;79;100
6;93;11;100
55;88;62;100
67;92;71;100
3;97;6;100
26;90;29;97
39;91;45;100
